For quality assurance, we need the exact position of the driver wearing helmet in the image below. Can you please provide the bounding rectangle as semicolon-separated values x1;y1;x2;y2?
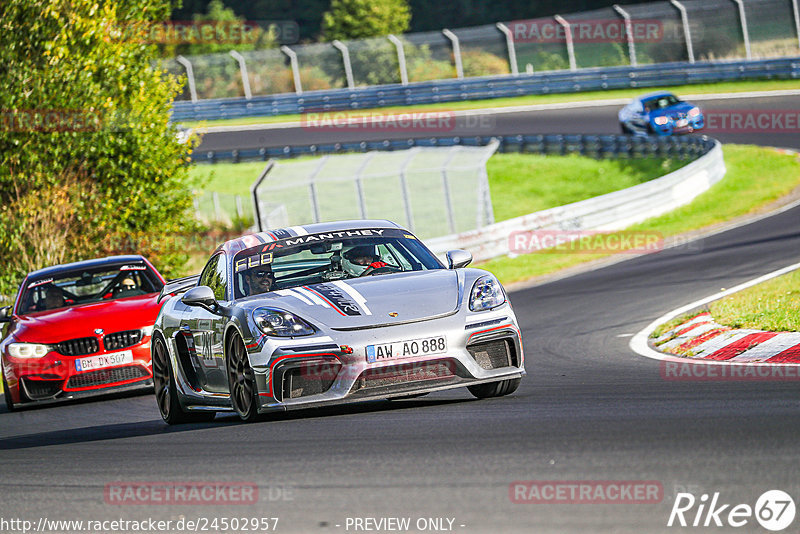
342;245;387;277
246;265;275;296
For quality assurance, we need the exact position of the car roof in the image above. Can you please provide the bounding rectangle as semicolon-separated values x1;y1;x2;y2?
219;219;406;256
25;255;150;282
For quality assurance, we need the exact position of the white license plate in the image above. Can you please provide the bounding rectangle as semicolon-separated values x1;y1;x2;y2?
676;119;688;127
75;350;133;372
366;336;447;363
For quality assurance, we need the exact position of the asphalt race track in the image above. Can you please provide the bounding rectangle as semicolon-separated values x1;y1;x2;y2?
196;93;800;152
1;92;799;533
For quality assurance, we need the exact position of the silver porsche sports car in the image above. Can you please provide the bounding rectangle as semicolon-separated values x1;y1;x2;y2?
152;220;524;423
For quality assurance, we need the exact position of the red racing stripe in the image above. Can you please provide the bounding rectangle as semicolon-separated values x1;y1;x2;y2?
704;332;779;361
765;342;800;363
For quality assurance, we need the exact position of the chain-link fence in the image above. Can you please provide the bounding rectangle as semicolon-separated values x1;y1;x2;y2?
166;0;800;102
251;142;499;239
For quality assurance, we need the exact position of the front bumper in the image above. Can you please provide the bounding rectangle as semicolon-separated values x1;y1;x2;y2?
247;308;525;413
3;338;153;404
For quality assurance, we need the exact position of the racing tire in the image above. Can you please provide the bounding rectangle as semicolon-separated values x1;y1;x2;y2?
467;377;521;399
3;376;17;412
620;122;632;134
152;335;215;424
226;331;261;423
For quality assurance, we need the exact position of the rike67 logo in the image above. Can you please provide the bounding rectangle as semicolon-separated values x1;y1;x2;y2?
668;490;796;531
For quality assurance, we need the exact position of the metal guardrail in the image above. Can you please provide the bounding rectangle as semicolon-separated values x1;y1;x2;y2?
192;133;715;164
173;57;800;123
426;138;726;262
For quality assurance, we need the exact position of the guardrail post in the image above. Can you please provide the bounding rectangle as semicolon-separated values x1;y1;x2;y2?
332;40;355;90
387;35;409;86
229;50;252;100
670;0;695;64
495;23;519;75
280;45;303;95
442;29;464;79
731;0;752;60
554;15;577;71
441;148;460;234
175;55;198;103
613;5;638;67
792;0;800;51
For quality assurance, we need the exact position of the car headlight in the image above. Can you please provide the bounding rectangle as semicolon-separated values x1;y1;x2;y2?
469;276;506;312
653;116;670;126
688;107;701;118
253;308;315;337
141;326;154;337
8;342;50;358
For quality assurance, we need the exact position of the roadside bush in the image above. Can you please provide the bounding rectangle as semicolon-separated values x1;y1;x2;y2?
0;0;198;296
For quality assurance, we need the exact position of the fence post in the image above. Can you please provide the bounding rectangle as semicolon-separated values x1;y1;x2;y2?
670;0;695;64
442;29;464;79
251;160;276;232
354;152;376;218
332;40;355;90
554;15;577;71
387;34;409;86
229;50;252;100
212;192;222;221
495;22;519;75
441;148;459;234
398;149;418;231
235;195;244;220
307;156;330;223
794;0;800;51
731;0;752;60
280;45;303;95
613;5;638;67
175;56;198;103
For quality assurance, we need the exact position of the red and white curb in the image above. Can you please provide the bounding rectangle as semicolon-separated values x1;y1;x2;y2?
653;312;800;363
630;261;800;366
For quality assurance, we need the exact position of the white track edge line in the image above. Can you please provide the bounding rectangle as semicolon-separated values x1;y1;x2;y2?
629;261;800;366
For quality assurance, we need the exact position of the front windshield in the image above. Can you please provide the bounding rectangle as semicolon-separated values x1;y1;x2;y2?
233;228;443;299
18;262;163;314
643;94;681;111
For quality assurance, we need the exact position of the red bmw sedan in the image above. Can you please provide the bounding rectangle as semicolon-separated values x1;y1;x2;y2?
1;255;166;410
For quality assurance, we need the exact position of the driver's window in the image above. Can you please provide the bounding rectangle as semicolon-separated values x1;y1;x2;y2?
199;254;228;302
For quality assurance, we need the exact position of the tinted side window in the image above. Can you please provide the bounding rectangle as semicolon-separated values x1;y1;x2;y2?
199;254;228;301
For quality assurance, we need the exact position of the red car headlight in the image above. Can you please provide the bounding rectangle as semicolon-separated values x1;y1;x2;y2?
8;342;51;358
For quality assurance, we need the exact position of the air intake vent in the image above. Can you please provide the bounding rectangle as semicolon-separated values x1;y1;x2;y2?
467;339;516;370
103;330;143;351
66;366;148;389
57;337;99;357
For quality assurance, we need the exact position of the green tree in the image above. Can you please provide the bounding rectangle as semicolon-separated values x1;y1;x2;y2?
0;0;198;296
322;0;411;41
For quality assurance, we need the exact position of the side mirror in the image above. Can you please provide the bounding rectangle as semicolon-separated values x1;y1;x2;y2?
0;306;11;323
446;249;472;269
181;286;218;312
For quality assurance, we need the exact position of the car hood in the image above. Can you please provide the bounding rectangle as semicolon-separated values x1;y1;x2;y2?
12;294;161;344
241;270;463;330
650;102;696;118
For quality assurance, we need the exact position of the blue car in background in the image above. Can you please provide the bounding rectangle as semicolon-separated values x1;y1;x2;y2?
618;92;704;136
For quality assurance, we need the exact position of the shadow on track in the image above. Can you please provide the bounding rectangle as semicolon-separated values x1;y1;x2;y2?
0;396;471;450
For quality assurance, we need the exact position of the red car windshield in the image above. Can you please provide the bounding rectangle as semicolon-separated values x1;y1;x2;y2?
18;263;164;314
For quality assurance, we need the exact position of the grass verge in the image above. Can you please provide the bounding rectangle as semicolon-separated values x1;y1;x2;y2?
179;79;800;128
707;269;800;332
481;145;800;284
